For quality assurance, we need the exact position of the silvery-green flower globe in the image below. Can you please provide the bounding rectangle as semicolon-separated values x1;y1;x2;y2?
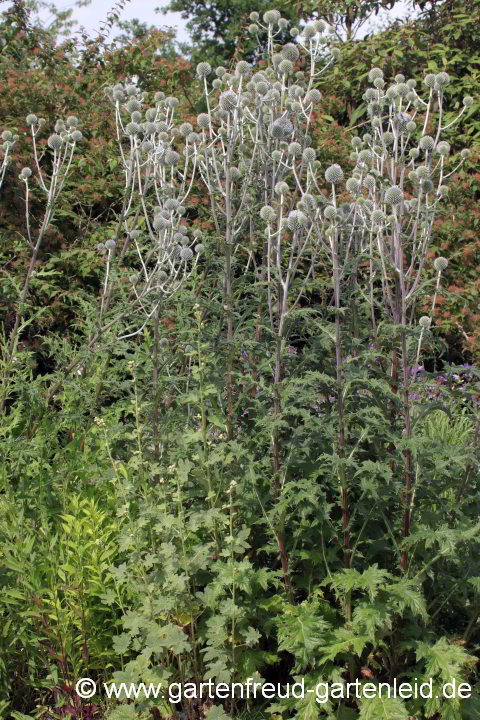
463;96;473;107
272;117;294;139
48;134;63;150
365;88;377;101
282;43;300;62
20;167;32;179
435;72;450;87
129;273;140;285
105;239;116;250
373;77;385;89
126;99;141;114
141;140;154;153
287;210;308;231
385;186;403;204
460;148;470;159
2;130;13;141
180;247;193;261
55;120;66;133
436;141;450;156
271;150;282;162
131;110;142;122
305;89;321;104
145;108;157;121
368;67;383;82
409;147;420;159
324;205;337;221
303;24;316;38
274;181;289;195
249;11;259;20
113;90;124;102
165;96;179;108
302;148;316;164
278;59;293;75
423;73;436;88
434;257;448;271
363;175;376;191
263;9;280;24
219;91;237;112
438;185;448;196
406;120;416;133
290;26;299;37
260;205;276;222
419;135;435;151
154;91;165;102
195;243;204;254
153;216;171;231
419;316;431;328
125;122;140;136
236;61;251;77
346;178;360;194
421;179;434;193
418;165;432;179
96;242;106;253
288;141;302;156
173;232;185;243
165;149;180;166
66;115;79;128
158;270;168;281
325;164;344;184
196;62;211;78
371;209;385;224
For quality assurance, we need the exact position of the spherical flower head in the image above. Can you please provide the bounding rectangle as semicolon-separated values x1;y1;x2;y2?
20;167;32;179
325;164;344;184
124;98;140;114
314;19;326;32
259;205;276;222
195;113;209;130
125;122;140;136
385;185;403;204
271;150;282;162
263;9;281;24
154;91;165;102
423;73;436;88
178;122;193;138
47;134;63;150
290;26;299;37
323;205;336;221
373;77;385;89
153;216;171;231
436;141;450;157
460;148;470;159
371;209;385;224
383;131;394;145
141;140;154;153
275;181;290;195
105;239;116;251
145;108;157;121
271;117;294;139
219;91;237;112
421;179;434;193
287;210;308;231
358;149;372;164
195;243;205;254
438;185;448;196
278;59;293;75
128;273;140;285
278;17;288;29
180;247;193;261
346;177;360;195
71;130;83;142
365;88;377;101
302;147;316;164
113;90;125;102
435;72;450;87
419;316;431;329
305;89;322;105
396;83;409;98
368;67;383;82
55;120;66;133
363;175;376;191
96;242;106;253
419;135;435;152
282;43;300;62
288;141;302;156
303;24;316;39
2;130;13;142
409;147;420;159
196;62;211;78
66;115;79;128
463;95;474;107
249;11;259;21
26;114;38;126
131;110;142;122
394;73;405;83
165;96;179;108
350;136;362;150
434;256;448;272
406;120;416;133
236;61;251;77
